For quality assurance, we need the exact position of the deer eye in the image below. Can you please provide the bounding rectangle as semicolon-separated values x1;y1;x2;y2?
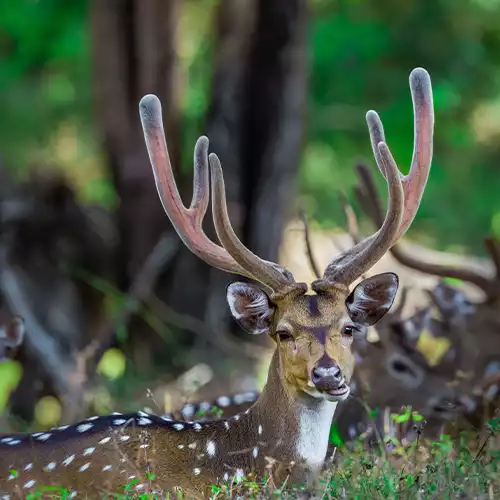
341;325;355;338
277;330;293;342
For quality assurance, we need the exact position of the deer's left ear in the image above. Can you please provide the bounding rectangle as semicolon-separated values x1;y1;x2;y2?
226;282;276;335
345;272;399;326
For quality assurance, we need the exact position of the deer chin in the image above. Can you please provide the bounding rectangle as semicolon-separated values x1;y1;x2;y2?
325;384;350;402
304;383;350;402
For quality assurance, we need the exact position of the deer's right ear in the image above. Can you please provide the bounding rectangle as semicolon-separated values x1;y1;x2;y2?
226;282;275;335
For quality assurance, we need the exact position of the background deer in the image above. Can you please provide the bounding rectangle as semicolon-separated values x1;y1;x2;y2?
354;162;500;426
0;67;433;497
0;316;24;363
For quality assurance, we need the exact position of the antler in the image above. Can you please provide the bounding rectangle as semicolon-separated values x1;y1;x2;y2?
313;68;433;289
299;209;322;279
139;95;306;297
355;160;500;300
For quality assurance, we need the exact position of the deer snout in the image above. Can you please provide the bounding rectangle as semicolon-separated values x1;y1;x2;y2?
311;356;348;399
312;365;342;383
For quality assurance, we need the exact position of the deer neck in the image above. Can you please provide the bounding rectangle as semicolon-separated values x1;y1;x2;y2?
249;350;338;473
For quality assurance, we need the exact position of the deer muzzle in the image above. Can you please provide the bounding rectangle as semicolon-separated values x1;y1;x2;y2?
311;356;349;400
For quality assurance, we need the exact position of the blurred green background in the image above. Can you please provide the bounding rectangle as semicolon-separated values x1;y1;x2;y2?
2;0;500;254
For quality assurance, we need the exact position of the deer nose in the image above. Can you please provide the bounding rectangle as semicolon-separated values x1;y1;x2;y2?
311;359;344;391
312;365;341;380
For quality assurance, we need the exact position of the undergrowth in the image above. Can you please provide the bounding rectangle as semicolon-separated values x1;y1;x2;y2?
22;415;500;499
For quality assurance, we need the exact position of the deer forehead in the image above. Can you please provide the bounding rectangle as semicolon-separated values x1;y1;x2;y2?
278;294;348;330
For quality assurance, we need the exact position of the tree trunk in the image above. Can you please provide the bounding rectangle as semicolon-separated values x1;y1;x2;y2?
90;0;308;385
202;0;308;349
91;0;181;283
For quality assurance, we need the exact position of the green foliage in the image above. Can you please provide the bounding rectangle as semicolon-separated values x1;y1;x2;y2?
2;0;500;254
304;0;500;254
0;360;23;413
0;0;92;171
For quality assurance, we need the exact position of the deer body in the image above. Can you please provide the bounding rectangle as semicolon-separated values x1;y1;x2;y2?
0;340;338;497
0;67;434;497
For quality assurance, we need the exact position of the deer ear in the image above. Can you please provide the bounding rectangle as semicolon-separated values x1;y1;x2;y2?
226;282;275;335
5;316;25;347
345;272;399;326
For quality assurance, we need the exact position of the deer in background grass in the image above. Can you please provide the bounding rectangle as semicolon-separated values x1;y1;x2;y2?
0;316;24;363
354;160;500;427
0;67;433;498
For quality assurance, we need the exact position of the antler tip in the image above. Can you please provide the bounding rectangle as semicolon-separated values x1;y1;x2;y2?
139;93;160;109
196;135;210;150
366;110;383;130
208;151;221;166
139;94;162;124
409;67;430;81
409;68;433;103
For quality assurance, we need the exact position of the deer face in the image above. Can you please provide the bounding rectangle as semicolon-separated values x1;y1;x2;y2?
227;273;399;402
0;316;25;362
352;297;475;424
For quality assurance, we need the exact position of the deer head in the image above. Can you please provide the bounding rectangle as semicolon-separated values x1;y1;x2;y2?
340;303;475;445
0;67;433;497
0;316;24;363
355;164;500;423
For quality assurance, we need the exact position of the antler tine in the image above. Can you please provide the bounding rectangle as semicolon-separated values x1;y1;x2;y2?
210;154;305;296
299;209;322;279
368;68;434;241
357;159;497;298
355;163;385;228
139;94;251;278
314;141;404;289
314;68;433;288
484;237;500;280
338;190;362;246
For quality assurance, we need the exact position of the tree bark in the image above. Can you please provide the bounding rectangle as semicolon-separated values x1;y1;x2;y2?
203;0;308;348
91;0;181;283
90;0;308;379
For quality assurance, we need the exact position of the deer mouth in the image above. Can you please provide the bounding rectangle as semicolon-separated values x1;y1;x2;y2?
326;383;350;399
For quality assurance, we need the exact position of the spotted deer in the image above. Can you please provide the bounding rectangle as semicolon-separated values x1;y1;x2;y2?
0;67;433;498
354;160;500;418
334;295;478;447
170;291;472;447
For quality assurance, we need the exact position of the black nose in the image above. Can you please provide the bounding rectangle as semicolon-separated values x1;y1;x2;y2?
312;365;341;381
312;361;343;391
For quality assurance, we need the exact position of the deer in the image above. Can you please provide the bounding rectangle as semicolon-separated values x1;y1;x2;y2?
353;160;500;428
167;286;477;455
0;67;434;498
0;316;24;363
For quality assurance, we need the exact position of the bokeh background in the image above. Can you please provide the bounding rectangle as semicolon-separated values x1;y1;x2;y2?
1;0;500;430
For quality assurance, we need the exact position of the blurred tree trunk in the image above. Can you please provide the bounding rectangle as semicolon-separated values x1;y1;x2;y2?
90;0;307;379
202;0;308;350
90;0;181;282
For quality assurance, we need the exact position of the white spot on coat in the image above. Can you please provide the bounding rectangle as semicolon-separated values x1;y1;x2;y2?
206;440;216;457
77;423;93;433
63;455;75;466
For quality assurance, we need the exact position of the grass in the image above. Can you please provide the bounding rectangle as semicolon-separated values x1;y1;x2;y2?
20;416;500;499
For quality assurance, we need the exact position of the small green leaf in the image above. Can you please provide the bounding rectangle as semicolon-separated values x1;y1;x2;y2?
328;423;345;447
